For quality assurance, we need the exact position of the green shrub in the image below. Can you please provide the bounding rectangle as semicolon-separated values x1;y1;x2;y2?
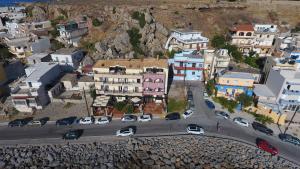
125;104;134;114
131;11;146;28
167;50;176;58
127;27;143;55
247;111;274;124
81;41;96;53
236;93;253;108
114;102;127;111
167;98;187;112
92;18;102;27
211;35;226;49
174;11;179;15
50;39;65;51
213;97;238;113
113;7;116;14
206;79;215;96
49;29;59;38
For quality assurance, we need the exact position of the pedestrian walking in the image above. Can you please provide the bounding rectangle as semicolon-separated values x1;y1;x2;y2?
217;121;220;132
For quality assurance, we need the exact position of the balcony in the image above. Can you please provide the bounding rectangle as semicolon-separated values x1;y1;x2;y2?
282;89;300;96
98;89;142;97
143;87;165;96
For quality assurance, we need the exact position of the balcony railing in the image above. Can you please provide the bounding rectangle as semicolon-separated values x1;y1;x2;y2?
282;89;300;96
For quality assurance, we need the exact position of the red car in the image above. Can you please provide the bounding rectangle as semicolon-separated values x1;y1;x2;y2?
256;138;278;155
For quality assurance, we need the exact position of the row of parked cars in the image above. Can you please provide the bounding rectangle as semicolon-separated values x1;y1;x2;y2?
8;117;49;127
215;110;300;147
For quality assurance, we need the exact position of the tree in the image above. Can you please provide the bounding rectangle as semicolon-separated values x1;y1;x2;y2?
213;97;238;113
89;89;96;100
236;93;253;108
211;35;226;49
166;50;176;58
127;27;143;55
206;79;215;96
131;11;146;28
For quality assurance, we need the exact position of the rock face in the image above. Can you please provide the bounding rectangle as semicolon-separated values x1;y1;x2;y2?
94;7;169;59
31;6;47;22
0;136;299;169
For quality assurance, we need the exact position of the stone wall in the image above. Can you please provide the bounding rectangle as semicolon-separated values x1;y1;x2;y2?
0;136;299;169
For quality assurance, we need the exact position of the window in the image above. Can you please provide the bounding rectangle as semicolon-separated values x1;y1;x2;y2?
246;32;252;36
137;79;141;83
226;80;229;84
192;63;196;68
239;32;244;36
192;72;195;75
180;62;184;67
177;70;181;74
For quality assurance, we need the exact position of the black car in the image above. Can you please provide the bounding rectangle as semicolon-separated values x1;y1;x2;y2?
62;129;84;140
187;89;193;101
56;116;77;126
165;112;180;120
8;119;27;127
252;122;273;135
279;134;300;146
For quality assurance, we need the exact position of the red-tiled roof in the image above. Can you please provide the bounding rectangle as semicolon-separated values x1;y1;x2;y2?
234;24;254;32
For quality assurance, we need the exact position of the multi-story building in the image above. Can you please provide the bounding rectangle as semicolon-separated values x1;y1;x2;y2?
26;53;52;65
204;49;231;80
51;48;84;72
253;24;278;56
215;72;255;98
4;34;50;58
169;50;204;81
56;21;88;47
230;24;255;55
93;58;168;102
254;68;300;112
165;29;209;51
10;62;61;113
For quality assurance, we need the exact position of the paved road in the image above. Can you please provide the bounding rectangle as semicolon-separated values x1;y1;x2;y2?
0;81;299;165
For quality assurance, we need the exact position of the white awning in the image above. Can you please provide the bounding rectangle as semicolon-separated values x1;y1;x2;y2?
131;97;141;103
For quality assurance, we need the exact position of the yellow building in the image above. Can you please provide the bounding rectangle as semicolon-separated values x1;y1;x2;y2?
216;72;255;98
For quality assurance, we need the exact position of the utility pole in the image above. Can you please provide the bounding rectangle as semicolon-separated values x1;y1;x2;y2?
183;61;187;85
82;87;90;117
284;106;299;134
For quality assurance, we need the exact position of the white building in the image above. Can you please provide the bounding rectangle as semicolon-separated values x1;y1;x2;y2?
253;24;278;56
254;68;300;113
165;29;209;51
26;53;52;65
56;21;88;47
4;35;51;58
51;48;84;72
204;49;231;80
10;62;61;113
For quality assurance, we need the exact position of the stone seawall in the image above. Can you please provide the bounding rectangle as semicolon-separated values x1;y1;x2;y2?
0;136;299;169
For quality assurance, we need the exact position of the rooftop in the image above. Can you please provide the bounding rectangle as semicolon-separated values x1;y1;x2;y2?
94;58;168;69
171;29;209;43
228;63;260;74
253;84;275;97
220;72;255;80
78;75;93;82
61;73;77;82
27;53;50;59
52;48;80;55
232;24;254;32
24;62;58;82
174;50;204;59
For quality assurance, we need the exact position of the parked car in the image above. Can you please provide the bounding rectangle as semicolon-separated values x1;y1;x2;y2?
256;138;278;155
121;115;137;122
62;129;83;140
56;116;77;126
116;127;134;137
233;117;249;127
94;116;111;124
203;91;209;99
8;119;27;127
27;120;42;127
138;114;152;122
279;134;300;146
188;100;196;111
165;112;180;120
79;117;94;125
205;100;215;109
215;111;230;119
187;89;193;101
252;122;273;135
186;124;204;135
183;109;194;119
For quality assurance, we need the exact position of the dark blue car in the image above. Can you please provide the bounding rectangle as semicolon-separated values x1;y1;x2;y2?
56;116;77;126
205;100;215;109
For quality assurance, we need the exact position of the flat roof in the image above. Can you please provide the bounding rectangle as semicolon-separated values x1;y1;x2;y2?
93;58;168;69
78;75;93;82
221;72;255;80
24;62;58;82
27;53;49;59
253;84;275;97
229;63;260;74
52;48;79;55
61;73;77;82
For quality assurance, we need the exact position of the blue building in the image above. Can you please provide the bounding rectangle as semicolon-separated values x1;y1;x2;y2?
169;50;204;81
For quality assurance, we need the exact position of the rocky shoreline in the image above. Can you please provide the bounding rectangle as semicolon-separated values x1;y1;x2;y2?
0;136;299;169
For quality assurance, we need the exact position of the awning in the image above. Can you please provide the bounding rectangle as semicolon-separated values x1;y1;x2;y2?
131;97;141;103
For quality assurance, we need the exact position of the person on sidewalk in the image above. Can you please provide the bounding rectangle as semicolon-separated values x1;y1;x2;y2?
217;121;220;132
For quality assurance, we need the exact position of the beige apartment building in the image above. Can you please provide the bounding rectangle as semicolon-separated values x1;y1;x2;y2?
93;58;168;102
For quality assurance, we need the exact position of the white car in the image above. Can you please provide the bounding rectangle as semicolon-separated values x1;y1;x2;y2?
121;115;137;122
215;111;230;119
183;109;194;119
79;117;94;125
27;120;42;126
203;91;209;99
94;116;110;124
138;114;152;122
233;117;249;127
116;127;134;136
186;124;204;135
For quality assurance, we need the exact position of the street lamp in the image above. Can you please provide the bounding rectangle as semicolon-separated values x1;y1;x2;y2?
284;105;299;134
